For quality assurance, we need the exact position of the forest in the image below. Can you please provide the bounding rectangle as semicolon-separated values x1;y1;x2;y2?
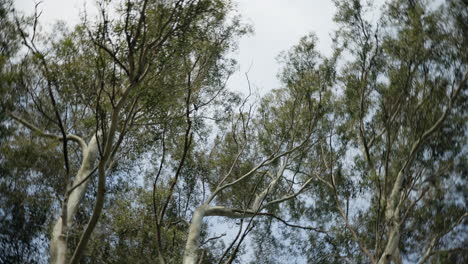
0;0;467;263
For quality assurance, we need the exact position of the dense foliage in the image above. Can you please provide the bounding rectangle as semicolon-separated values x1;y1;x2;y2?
0;0;466;263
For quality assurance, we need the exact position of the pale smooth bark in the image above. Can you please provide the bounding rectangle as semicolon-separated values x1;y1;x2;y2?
183;159;296;264
183;205;208;264
69;86;138;263
183;206;250;264
377;223;402;264
377;170;404;264
375;73;467;263
50;136;98;264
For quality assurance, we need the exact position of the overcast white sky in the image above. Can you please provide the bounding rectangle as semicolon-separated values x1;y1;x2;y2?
14;0;338;96
231;0;337;94
11;1;362;262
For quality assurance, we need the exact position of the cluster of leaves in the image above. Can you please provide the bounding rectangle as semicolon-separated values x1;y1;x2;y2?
1;0;467;263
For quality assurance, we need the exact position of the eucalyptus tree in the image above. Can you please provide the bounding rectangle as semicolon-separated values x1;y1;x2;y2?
7;0;245;263
291;0;468;263
4;0;467;263
0;0;53;262
175;33;338;264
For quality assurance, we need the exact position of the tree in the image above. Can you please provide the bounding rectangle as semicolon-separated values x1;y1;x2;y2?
288;0;468;263
0;1;54;262
2;0;467;263
175;33;339;263
7;0;245;263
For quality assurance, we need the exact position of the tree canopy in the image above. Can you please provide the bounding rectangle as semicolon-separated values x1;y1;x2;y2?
1;0;467;263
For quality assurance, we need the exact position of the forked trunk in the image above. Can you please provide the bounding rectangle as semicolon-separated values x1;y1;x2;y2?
377;198;402;264
377;226;402;264
183;206;207;264
50;136;98;264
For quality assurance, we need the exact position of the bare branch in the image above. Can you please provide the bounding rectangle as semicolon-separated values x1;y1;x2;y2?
200;233;226;247
417;213;468;264
262;176;315;209
208;138;310;204
10;113;87;152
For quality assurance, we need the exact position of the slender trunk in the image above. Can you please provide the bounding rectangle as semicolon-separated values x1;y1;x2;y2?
69;84;133;263
183;205;260;264
377;225;401;264
182;161;288;264
158;254;166;264
50;136;98;264
50;233;67;264
377;196;402;264
183;205;207;264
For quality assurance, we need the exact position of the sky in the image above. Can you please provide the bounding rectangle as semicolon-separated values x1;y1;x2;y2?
13;1;338;261
11;1;389;262
14;0;338;96
229;0;337;95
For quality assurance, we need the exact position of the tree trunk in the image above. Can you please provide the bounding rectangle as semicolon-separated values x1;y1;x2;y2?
183;205;260;264
50;136;98;264
377;198;402;264
377;226;402;264
183;205;207;264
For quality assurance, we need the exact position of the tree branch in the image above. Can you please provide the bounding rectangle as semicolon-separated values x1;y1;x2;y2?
417;212;467;264
10;113;87;153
